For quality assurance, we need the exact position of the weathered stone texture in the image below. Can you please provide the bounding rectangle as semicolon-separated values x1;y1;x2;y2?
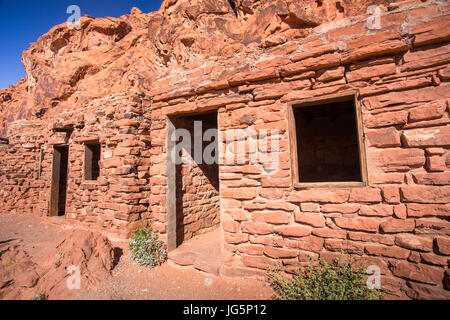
0;0;449;300
1;92;152;238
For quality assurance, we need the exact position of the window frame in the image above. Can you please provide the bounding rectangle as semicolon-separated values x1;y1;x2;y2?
287;90;368;189
83;141;101;182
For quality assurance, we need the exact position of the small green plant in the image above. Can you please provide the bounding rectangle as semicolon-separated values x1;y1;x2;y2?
268;255;383;300
129;224;167;268
32;292;47;300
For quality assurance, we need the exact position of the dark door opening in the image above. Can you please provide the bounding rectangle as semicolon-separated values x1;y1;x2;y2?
50;145;69;216
172;111;220;248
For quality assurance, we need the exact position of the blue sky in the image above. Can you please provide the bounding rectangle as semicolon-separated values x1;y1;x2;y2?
0;0;164;89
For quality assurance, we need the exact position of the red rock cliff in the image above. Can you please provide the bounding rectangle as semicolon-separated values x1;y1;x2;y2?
0;0;393;136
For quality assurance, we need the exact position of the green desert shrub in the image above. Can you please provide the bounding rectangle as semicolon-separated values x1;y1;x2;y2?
129;225;167;268
32;292;47;300
268;255;383;300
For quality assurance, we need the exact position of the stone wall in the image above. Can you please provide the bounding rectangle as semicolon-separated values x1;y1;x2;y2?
148;1;450;299
0;91;152;238
52;92;152;238
0;121;46;215
0;0;449;299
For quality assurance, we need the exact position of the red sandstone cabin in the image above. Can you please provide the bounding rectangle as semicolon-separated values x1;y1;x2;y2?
0;0;449;299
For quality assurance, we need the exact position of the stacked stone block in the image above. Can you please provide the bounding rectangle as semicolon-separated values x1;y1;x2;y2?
148;2;450;299
0;0;448;299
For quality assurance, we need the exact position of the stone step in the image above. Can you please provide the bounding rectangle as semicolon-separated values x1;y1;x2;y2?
168;251;198;266
168;229;222;275
193;255;221;276
168;249;222;276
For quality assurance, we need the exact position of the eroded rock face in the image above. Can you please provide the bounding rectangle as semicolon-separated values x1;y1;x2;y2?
0;0;392;136
0;230;115;300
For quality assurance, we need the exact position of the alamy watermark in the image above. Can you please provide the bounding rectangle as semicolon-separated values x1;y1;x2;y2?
367;5;382;30
366;265;382;290
169;121;280;175
66;5;81;30
66;265;81;290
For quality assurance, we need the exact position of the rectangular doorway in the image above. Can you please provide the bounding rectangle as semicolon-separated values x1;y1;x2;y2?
167;110;220;251
49;145;69;216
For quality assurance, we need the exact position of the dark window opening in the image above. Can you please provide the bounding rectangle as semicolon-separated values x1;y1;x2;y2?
84;143;101;180
293;98;363;183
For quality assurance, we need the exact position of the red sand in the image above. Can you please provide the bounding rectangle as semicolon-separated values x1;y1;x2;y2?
0;213;272;300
